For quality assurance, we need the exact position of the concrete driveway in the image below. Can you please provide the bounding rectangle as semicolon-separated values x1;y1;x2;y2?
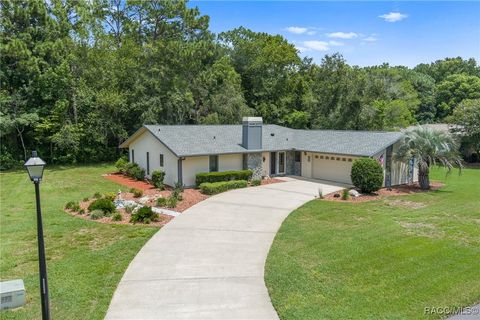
105;177;345;320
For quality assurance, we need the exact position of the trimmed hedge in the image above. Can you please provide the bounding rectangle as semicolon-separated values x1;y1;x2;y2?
199;180;248;195
350;158;384;193
195;169;253;186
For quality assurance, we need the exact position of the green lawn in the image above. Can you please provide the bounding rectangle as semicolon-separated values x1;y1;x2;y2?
265;167;480;320
0;164;157;320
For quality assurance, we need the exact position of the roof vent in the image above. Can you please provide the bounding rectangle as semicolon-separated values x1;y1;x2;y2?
270;133;275;137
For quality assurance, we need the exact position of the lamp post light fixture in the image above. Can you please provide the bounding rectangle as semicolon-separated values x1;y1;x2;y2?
24;151;50;320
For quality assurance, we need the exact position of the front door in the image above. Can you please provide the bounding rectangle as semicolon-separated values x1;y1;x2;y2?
270;152;276;175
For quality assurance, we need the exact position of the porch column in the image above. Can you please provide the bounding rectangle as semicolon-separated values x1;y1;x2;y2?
246;153;262;180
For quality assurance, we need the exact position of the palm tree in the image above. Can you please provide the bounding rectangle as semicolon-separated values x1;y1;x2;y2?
395;126;463;190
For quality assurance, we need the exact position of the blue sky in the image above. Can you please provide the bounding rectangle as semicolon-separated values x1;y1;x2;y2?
189;1;480;67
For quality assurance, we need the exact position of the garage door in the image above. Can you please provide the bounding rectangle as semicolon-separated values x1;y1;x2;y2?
312;154;353;184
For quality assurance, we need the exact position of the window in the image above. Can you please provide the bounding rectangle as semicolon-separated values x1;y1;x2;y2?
131;149;135;163
315;155;319;159
342;158;346;161
146;152;150;175
209;155;218;172
294;151;301;162
320;155;324;159
325;156;329;160
160;154;164;167
348;158;353;162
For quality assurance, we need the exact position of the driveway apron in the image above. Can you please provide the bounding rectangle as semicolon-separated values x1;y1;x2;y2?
105;177;345;320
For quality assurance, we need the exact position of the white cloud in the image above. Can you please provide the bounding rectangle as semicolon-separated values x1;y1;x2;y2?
303;40;330;51
379;12;408;22
328;40;344;46
300;40;344;52
285;26;317;35
326;32;358;39
362;35;378;42
285;26;308;34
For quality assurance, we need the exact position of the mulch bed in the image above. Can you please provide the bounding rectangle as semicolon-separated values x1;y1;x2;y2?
103;173;156;191
65;173;286;226
323;181;444;203
66;200;173;227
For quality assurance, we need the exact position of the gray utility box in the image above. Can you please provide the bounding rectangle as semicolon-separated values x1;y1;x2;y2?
0;279;26;311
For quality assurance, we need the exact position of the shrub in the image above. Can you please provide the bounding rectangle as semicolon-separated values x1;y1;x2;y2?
130;206;159;224
65;201;78;210
350;158;384;193
130;188;143;198
90;210;104;220
82;197;89;202
251;179;261;186
112;212;122;221
78;209;85;215
126;163;145;180
166;196;178;208
195;170;253;186
93;192;102;199
104;192;116;202
124;204;136;214
199;180;248;195
156;197;167;207
172;182;183;200
88;198;116;214
115;156;128;173
342;189;350;200
151;170;165;189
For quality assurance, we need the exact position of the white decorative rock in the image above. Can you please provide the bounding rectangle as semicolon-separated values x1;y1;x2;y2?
349;189;360;197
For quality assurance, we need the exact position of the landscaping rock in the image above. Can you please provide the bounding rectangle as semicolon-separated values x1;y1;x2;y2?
349;189;360;197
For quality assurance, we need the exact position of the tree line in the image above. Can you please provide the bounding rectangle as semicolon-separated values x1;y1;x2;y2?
1;0;479;169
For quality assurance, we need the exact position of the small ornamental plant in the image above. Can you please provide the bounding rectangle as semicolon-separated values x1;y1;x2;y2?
130;206;159;224
88;198;116;215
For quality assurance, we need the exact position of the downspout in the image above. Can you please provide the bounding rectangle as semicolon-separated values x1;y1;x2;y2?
177;158;184;186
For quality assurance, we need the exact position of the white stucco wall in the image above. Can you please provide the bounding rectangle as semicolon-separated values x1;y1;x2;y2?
391;140;420;185
182;153;244;187
128;130;178;187
301;152;312;178
182;156;209;187
261;152;270;177
218;154;243;172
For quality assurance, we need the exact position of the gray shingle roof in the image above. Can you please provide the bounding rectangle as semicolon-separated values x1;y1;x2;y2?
127;124;404;157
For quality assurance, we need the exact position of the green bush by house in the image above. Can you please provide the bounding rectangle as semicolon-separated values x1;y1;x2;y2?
195;169;253;185
199;180;248;195
350;157;384;193
151;170;165;189
125;163;145;180
115;156;128;173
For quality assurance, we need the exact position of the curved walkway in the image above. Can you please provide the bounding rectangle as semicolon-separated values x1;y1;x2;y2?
105;177;345;320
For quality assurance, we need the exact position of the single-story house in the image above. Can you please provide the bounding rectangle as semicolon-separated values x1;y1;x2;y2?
119;117;418;188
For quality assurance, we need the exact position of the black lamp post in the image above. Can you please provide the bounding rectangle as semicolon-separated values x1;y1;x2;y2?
24;151;50;320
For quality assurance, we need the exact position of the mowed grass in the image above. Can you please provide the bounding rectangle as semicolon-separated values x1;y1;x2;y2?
265;167;480;320
0;164;157;320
